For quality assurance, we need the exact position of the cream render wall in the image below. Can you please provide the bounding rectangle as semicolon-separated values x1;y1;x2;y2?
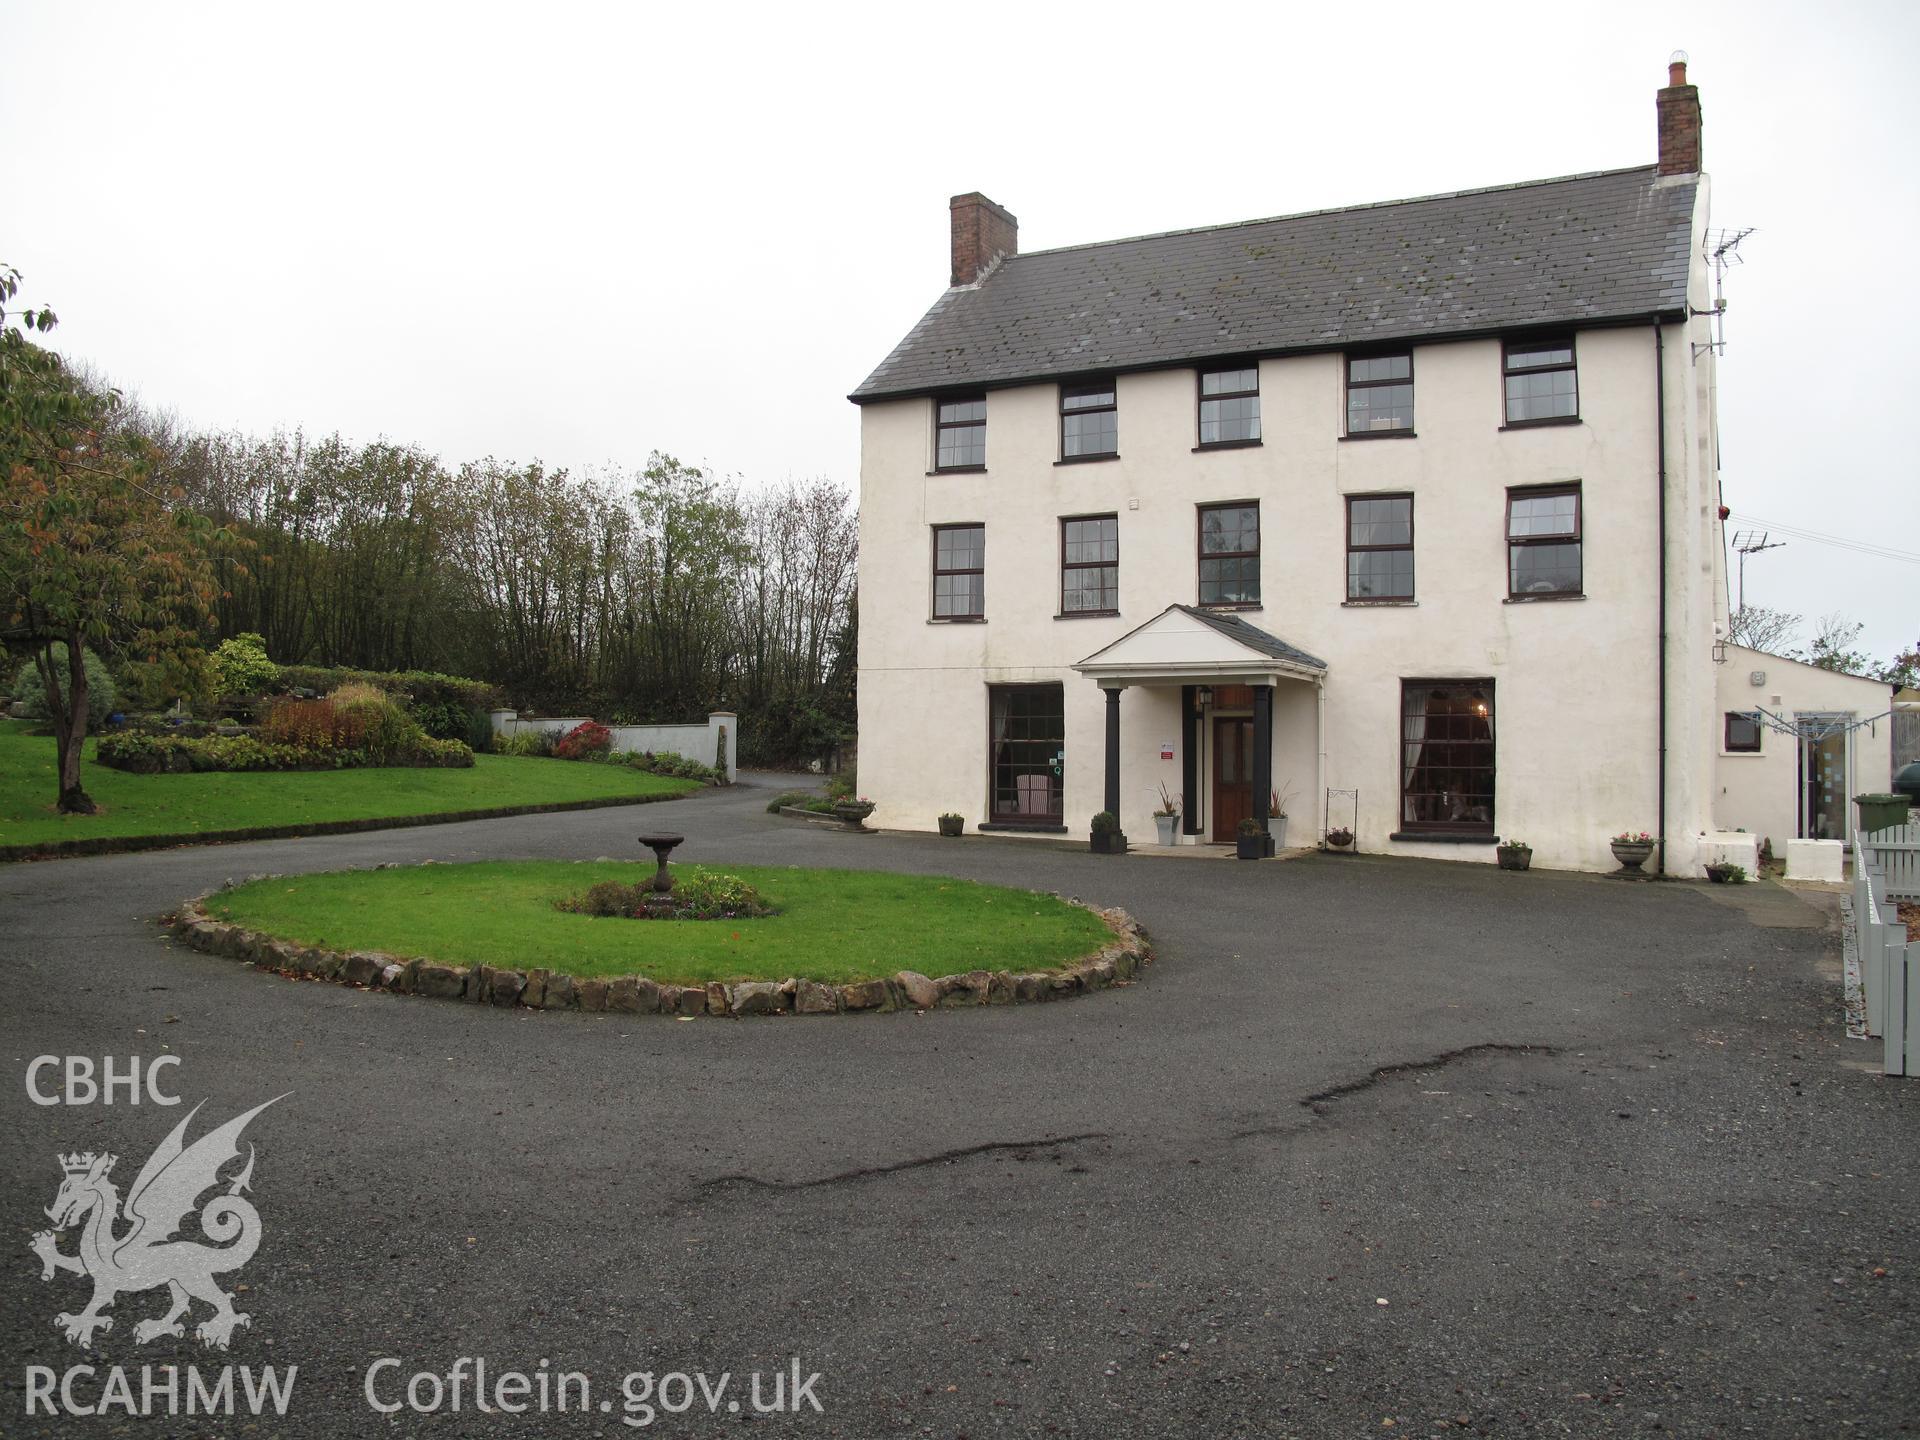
857;190;1725;873
1712;643;1893;853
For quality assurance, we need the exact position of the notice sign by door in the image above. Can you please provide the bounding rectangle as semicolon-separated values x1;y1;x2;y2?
1160;740;1175;760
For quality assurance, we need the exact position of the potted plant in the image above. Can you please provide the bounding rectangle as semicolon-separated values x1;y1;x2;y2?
1325;826;1355;852
1152;782;1182;846
1269;781;1298;850
937;812;964;837
1497;839;1532;871
1235;816;1266;860
1090;810;1127;855
1609;829;1657;872
1704;860;1748;884
833;795;877;829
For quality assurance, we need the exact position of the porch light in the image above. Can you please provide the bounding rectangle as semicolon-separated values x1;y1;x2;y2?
1195;685;1213;711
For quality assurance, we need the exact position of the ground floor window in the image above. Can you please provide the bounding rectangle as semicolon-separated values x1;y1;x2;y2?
1401;680;1495;832
989;684;1063;824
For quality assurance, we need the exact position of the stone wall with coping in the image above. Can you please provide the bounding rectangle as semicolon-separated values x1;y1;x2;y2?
491;709;738;782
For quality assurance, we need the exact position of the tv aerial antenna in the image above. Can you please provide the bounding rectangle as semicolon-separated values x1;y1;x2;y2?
1693;227;1754;359
1729;528;1785;614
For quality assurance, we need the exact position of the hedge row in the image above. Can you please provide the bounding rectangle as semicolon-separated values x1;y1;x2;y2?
96;731;473;774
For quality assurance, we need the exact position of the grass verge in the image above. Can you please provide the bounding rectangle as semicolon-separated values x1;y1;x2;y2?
206;861;1113;985
0;720;702;853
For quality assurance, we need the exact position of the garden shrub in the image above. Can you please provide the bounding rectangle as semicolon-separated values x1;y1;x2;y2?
555;867;774;921
464;707;496;754
96;729;473;774
270;665;500;738
623;750;721;784
209;633;279;699
11;645;118;722
494;729;561;758
555;721;613;761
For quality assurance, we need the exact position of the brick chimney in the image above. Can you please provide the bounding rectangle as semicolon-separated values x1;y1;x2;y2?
950;192;1018;287
1656;54;1703;176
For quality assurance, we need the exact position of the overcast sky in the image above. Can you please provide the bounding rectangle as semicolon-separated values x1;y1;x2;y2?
5;0;1915;662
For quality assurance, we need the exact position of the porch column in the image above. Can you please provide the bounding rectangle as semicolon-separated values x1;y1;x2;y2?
1180;684;1200;835
1252;684;1273;833
1103;687;1122;820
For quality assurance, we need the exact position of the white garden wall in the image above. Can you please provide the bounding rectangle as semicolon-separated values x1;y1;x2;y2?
490;709;737;782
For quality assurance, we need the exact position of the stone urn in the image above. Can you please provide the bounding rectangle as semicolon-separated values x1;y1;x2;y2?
833;800;876;830
1153;812;1180;846
1610;838;1657;872
1497;842;1532;872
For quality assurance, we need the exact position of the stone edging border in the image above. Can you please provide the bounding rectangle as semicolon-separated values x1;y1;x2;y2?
166;886;1152;1018
0;790;696;866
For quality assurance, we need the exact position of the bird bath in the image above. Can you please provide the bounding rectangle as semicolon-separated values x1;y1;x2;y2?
635;832;685;893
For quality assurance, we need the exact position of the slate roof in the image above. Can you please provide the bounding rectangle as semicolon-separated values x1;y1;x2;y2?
1173;606;1327;673
852;166;1697;402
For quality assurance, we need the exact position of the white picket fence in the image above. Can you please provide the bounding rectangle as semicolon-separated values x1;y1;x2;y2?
1854;848;1917;1076
1858;819;1920;901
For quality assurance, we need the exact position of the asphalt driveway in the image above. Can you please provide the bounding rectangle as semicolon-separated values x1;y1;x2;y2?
2;775;1914;1437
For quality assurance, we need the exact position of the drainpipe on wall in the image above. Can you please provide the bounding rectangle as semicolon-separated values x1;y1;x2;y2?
1654;320;1669;875
1315;677;1327;844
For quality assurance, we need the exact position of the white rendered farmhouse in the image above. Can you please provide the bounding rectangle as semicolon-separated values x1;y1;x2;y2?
850;61;1885;873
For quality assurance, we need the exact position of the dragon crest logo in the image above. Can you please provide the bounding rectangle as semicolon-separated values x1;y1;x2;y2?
31;1096;285;1350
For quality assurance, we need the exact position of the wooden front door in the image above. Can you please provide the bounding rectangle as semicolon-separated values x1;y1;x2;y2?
1211;716;1254;842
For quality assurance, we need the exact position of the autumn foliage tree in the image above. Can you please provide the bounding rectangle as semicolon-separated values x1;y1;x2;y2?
0;266;227;812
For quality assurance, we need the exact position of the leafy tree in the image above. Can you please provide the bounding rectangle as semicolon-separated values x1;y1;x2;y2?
1798;613;1876;677
0;267;227;812
1727;604;1800;654
1880;640;1918;690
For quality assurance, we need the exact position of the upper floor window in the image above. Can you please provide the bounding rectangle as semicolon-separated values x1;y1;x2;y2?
1503;338;1578;424
1060;514;1119;615
1060;382;1118;459
1198;502;1260;606
932;523;985;619
1724;712;1763;753
1346;353;1414;434
1198;367;1261;446
935;396;987;470
1506;484;1582;597
1346;494;1414;600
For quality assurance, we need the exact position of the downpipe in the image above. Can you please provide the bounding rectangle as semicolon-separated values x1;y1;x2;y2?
1654;321;1668;875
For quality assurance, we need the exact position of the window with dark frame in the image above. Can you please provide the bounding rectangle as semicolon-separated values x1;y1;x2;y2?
1198;367;1261;446
1060;382;1118;459
932;523;984;619
989;684;1064;824
1060;514;1119;615
935;396;987;470
1725;711;1763;753
1346;353;1414;434
1400;681;1495;833
1506;485;1582;597
1346;494;1414;600
1503;338;1579;424
1198;502;1260;606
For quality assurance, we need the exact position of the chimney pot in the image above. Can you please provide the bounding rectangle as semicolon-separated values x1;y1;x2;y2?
949;192;1018;288
1656;56;1703;176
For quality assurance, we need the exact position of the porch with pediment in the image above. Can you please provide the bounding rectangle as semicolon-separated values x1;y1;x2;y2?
1072;605;1327;846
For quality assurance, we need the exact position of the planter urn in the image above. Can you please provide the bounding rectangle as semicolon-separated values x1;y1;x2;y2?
1325;828;1354;851
1497;844;1532;872
1235;833;1264;860
1153;813;1180;846
833;801;876;829
1090;829;1128;855
1610;839;1656;872
1271;815;1290;850
937;815;964;837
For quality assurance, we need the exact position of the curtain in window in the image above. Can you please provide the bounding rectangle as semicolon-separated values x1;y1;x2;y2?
1401;686;1428;823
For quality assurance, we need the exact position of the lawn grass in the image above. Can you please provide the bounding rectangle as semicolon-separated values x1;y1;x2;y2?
206;861;1114;985
0;720;701;850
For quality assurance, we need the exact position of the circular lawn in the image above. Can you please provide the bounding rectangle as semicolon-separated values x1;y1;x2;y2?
203;861;1116;987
